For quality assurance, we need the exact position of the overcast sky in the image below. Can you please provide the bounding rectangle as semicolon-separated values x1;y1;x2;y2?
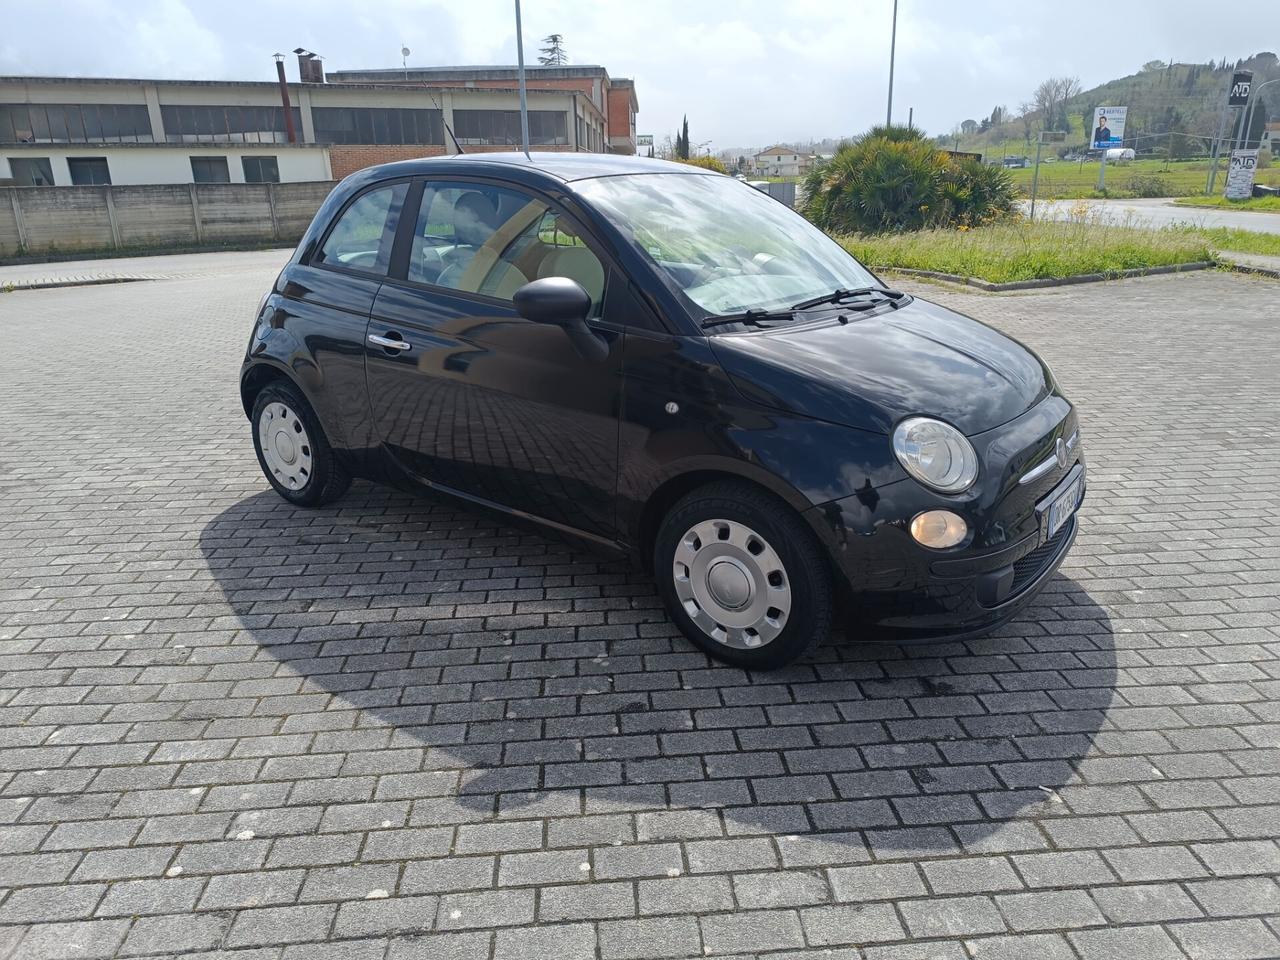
1;0;1275;149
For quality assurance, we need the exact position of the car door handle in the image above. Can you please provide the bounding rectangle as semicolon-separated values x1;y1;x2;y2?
368;334;411;351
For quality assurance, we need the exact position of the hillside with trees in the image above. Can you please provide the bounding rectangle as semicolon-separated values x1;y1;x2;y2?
946;52;1279;159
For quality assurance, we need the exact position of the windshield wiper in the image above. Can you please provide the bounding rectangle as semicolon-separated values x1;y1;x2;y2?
791;286;907;311
700;307;795;330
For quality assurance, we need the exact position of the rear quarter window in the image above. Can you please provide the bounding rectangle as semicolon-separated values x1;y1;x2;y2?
315;182;408;276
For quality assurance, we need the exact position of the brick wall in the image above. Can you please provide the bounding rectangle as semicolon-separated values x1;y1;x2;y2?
328;145;449;180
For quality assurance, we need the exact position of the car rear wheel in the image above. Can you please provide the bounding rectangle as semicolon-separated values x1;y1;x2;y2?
250;381;351;507
655;481;832;669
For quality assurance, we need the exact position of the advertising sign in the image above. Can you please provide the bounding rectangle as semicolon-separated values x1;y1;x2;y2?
1229;71;1253;107
1225;149;1259;199
637;134;654;147
1091;106;1127;150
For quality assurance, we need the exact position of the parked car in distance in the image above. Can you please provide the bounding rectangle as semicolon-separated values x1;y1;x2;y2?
241;153;1084;668
1001;156;1029;168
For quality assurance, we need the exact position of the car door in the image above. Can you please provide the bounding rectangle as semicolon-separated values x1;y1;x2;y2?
364;178;624;541
274;180;408;451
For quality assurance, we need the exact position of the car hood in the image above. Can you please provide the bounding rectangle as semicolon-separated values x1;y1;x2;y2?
710;296;1051;437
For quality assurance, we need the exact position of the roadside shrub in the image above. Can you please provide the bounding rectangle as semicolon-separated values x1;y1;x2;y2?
674;154;728;174
802;132;1015;233
1124;174;1173;198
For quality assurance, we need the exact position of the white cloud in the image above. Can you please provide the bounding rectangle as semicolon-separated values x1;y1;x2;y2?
1;0;1275;149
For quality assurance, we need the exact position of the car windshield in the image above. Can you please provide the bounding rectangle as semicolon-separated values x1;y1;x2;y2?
575;172;879;319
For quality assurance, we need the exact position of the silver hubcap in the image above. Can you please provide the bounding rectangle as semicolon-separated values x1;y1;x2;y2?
672;519;791;649
258;402;313;491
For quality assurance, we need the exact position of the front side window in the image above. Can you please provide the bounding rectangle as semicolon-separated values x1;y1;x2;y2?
316;181;408;276
67;157;111;185
407;182;605;313
575;173;876;318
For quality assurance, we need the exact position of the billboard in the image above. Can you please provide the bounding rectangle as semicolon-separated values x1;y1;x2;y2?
1229;71;1253;107
637;134;654;147
1091;106;1127;150
1225;150;1259;199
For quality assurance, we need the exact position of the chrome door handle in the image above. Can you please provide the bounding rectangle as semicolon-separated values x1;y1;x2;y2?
368;334;411;351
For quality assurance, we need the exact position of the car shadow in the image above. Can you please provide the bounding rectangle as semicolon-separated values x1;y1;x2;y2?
198;483;1116;855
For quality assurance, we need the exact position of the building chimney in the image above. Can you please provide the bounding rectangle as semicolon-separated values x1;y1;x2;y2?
293;48;325;84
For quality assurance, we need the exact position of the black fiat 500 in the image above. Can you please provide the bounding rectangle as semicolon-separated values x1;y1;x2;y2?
242;153;1084;669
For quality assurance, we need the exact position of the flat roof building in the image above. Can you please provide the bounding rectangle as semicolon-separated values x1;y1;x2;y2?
0;55;639;187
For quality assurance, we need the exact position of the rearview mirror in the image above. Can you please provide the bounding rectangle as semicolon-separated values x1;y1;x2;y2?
513;277;591;326
513;277;608;361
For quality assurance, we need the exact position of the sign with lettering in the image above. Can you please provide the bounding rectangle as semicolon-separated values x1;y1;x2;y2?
1229;71;1253;107
1091;106;1127;150
1225;149;1259;199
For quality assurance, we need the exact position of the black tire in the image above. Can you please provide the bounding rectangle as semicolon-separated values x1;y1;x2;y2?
654;480;832;669
250;380;351;507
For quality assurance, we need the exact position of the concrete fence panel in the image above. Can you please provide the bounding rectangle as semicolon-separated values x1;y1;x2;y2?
111;184;199;248
0;194;19;256
273;181;338;237
0;181;337;259
13;187;115;254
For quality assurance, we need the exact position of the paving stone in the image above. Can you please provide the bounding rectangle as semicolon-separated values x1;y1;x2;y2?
4;260;1280;959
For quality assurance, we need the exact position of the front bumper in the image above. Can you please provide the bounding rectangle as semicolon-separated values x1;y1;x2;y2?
804;395;1084;643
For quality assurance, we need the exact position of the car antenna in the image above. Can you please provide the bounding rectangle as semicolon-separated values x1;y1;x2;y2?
422;84;465;154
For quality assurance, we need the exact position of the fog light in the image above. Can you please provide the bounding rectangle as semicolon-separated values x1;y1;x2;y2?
910;510;968;549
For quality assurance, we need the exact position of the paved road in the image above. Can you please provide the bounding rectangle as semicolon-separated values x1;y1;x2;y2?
1;258;1279;959
1026;197;1280;234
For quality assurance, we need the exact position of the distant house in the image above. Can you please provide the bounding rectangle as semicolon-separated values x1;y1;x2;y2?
1262;122;1279;154
753;145;813;177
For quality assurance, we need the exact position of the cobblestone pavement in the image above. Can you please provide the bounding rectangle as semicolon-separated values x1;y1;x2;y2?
1;258;1278;960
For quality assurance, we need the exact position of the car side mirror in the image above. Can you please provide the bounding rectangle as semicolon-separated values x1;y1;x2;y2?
513;277;608;361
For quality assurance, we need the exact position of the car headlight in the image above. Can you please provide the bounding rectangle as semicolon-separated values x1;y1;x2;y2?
892;417;979;493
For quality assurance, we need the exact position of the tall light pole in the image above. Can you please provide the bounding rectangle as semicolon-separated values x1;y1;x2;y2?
885;0;898;127
514;0;531;157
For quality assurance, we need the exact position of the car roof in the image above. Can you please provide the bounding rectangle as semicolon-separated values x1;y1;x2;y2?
359;151;710;185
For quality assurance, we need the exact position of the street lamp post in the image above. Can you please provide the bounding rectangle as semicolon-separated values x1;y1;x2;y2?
514;0;531;158
1243;77;1278;151
885;0;898;127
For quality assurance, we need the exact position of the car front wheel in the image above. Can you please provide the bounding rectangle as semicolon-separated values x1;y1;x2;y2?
250;381;351;507
655;481;832;669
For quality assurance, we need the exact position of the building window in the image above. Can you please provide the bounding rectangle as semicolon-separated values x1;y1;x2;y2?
0;103;152;143
311;107;442;145
161;105;302;144
241;156;280;183
454;110;568;146
190;156;230;183
67;157;111;185
9;157;55;185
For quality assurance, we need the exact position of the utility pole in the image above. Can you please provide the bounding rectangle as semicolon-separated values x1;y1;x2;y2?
907;106;913;130
514;0;531;157
886;0;898;127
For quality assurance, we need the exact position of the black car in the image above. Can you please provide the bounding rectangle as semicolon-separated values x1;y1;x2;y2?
242;153;1083;669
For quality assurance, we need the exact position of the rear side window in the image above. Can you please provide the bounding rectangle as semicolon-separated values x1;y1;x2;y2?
316;182;408;276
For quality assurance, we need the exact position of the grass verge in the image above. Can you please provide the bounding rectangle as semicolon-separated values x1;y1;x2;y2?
1173;194;1280;212
836;218;1216;285
1005;158;1280;199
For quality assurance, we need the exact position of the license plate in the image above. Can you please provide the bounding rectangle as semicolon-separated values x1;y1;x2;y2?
1045;475;1083;540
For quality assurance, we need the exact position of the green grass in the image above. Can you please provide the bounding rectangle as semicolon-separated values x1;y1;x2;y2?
835;217;1216;284
1174;194;1280;212
1177;225;1280;257
1004;158;1280;199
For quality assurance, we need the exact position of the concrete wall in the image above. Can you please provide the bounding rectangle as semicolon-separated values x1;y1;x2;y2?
0;145;332;186
0;181;335;258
